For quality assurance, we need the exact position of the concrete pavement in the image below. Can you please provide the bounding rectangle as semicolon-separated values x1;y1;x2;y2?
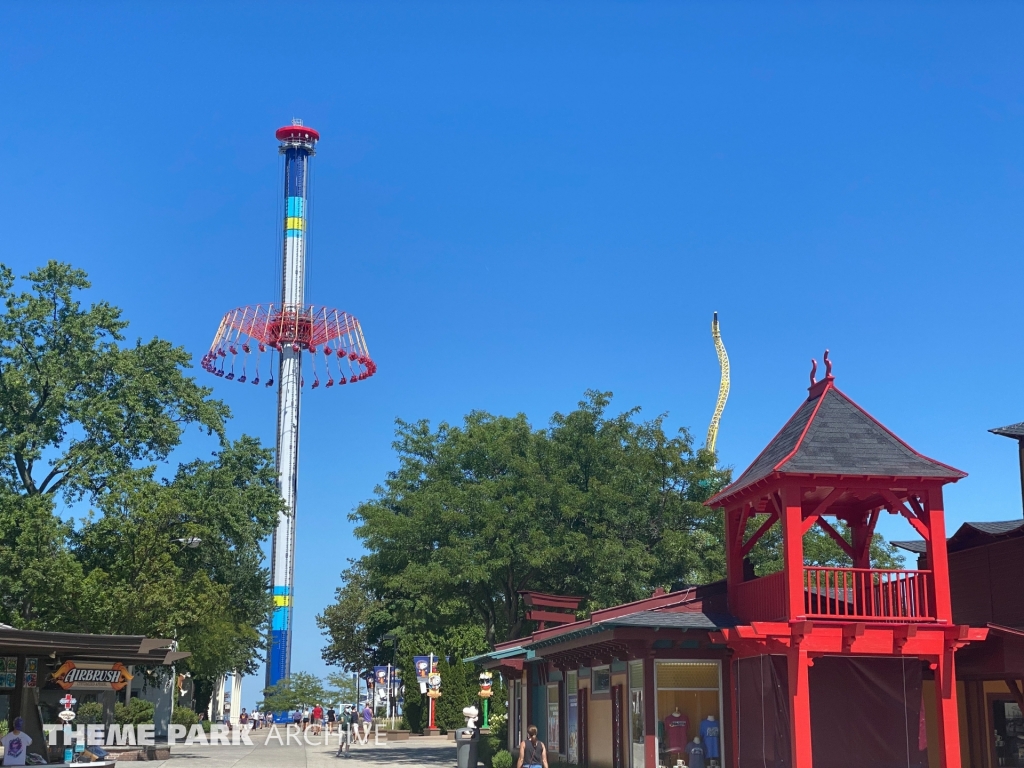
148;734;460;767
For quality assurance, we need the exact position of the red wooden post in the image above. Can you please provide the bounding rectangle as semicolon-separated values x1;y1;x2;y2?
781;486;806;620
788;648;814;768
643;656;657;768
850;514;871;570
925;487;953;623
429;696;436;729
933;649;963;768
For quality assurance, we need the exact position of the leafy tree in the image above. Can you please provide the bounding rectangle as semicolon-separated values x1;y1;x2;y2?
324;671;359;709
0;262;279;702
259;672;329;714
0;261;226;501
320;392;730;668
433;657;477;732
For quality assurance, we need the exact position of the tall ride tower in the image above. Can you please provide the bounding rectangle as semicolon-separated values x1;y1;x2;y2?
203;120;377;689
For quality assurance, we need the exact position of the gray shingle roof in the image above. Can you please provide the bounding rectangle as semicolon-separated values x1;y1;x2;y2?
893;520;1024;556
991;423;1024;439
710;381;964;504
602;610;737;630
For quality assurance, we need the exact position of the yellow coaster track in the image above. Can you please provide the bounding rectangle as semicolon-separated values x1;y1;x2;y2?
706;312;730;454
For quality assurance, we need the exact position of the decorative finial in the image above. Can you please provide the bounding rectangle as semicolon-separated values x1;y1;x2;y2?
823;349;832;378
809;358;817;386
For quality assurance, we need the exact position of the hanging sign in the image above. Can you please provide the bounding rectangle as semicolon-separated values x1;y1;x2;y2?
51;661;133;691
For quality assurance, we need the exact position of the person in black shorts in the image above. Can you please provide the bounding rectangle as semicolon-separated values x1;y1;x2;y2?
326;706;337;734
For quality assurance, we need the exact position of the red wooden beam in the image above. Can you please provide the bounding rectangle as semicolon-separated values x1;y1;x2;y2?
880;490;931;541
814;517;855;559
525;609;578;625
741;512;779;557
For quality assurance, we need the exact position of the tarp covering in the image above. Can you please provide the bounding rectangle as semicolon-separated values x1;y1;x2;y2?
736;655;791;768
809;656;927;768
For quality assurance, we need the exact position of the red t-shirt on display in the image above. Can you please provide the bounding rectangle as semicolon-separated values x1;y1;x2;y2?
665;713;689;752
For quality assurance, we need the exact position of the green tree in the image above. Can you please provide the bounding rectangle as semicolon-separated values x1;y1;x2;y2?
433;657;476;732
319;392;731;667
324;672;359;709
0;261;226;502
0;262;279;705
260;672;328;714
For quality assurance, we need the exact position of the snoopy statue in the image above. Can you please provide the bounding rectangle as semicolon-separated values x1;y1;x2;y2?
462;705;479;730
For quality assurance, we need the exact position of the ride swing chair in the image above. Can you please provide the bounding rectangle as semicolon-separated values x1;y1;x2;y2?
201;303;376;390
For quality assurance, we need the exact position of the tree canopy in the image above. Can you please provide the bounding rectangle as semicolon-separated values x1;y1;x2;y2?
0;261;281;702
319;391;730;668
319;391;905;672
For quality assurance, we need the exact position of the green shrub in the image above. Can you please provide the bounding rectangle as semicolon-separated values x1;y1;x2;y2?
114;698;155;725
491;750;513;768
77;702;104;725
201;720;212;733
479;733;502;766
171;708;199;728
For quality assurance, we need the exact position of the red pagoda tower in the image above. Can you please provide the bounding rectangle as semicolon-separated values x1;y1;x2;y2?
707;353;986;768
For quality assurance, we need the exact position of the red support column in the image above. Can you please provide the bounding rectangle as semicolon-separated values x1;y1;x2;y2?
925;487;953;623
781;486;806;620
933;649;963;768
850;513;871;570
788;648;814;768
725;505;745;616
644;656;657;768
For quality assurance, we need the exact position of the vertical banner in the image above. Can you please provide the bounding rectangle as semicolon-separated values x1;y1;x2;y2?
567;691;579;764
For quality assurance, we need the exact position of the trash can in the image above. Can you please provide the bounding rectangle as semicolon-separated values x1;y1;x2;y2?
455;727;480;768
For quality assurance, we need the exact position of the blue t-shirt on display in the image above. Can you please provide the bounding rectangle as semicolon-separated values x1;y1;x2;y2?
699;718;720;759
686;739;706;768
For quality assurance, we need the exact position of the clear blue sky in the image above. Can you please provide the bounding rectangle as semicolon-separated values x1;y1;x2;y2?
2;3;1022;708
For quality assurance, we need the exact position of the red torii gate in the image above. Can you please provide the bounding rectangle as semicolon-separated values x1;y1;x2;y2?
707;354;986;768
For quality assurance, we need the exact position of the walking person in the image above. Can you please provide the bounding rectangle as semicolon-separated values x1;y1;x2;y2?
361;701;374;740
337;706;352;757
326;705;336;734
516;725;548;768
311;703;323;736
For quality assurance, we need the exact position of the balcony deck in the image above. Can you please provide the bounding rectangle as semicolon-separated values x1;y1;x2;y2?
731;567;935;624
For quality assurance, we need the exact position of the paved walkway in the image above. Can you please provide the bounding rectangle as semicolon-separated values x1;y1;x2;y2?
149;734;460;767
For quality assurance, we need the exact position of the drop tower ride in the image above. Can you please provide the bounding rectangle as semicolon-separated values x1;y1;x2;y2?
203;121;377;689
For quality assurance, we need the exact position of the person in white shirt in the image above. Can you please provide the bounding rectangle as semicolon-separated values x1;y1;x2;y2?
1;717;32;766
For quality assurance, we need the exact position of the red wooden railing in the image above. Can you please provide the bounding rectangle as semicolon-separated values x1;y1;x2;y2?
731;568;936;623
803;567;934;621
732;570;788;622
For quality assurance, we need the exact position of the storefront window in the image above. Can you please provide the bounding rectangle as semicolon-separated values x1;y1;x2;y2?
993;699;1024;766
593;666;611;694
656;661;723;768
548;683;561;753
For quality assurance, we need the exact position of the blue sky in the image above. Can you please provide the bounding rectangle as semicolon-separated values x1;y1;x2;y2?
2;2;1022;708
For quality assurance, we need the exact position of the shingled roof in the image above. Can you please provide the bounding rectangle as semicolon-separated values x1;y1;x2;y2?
709;371;965;505
991;422;1024;440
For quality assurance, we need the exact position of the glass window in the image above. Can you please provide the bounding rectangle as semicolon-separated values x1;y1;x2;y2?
656;661;723;768
593;666;611;694
993;699;1024;767
629;660;645;768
